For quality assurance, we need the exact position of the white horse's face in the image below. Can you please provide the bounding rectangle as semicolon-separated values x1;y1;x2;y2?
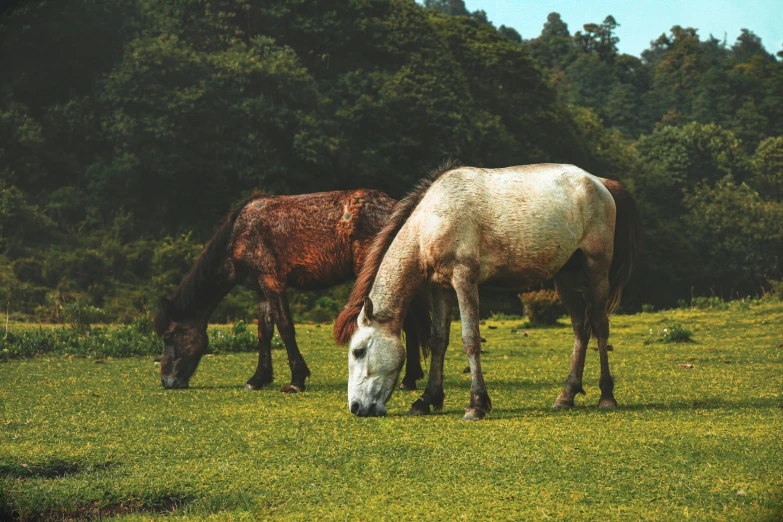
347;300;404;417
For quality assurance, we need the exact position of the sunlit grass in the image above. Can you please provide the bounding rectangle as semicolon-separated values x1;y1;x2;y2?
1;303;782;520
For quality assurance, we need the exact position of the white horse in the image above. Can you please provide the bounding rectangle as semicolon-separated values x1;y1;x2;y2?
334;163;640;420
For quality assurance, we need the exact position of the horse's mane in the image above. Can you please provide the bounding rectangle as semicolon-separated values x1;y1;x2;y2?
154;193;265;334
333;160;459;347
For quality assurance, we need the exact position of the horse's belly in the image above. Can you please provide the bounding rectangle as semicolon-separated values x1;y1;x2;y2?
287;264;353;290
477;229;580;288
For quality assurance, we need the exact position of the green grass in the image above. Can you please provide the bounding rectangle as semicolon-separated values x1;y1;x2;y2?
1;303;782;520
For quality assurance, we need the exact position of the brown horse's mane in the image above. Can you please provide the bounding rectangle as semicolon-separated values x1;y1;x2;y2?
154;193;266;334
333;160;459;347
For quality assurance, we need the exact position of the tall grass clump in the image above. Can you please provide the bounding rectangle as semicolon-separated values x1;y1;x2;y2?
644;324;694;344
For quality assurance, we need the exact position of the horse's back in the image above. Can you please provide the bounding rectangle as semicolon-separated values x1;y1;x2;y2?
412;164;616;287
231;190;395;290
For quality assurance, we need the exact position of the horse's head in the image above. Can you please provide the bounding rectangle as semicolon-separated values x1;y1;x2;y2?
347;297;405;417
154;299;208;389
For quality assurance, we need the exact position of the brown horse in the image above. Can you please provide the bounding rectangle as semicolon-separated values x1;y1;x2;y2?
335;163;640;419
154;190;429;391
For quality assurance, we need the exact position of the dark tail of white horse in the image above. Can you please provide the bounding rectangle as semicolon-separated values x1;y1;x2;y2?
601;179;641;315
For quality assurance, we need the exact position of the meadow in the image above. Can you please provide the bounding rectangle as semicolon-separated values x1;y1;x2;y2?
1;302;782;521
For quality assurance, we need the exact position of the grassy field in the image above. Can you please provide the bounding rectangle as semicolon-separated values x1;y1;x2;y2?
1;303;782;520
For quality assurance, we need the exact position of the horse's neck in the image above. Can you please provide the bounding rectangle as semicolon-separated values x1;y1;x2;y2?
174;259;236;326
369;227;424;331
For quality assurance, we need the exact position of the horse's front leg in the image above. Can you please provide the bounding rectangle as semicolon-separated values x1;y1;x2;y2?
453;273;491;421
267;291;311;393
399;316;424;391
245;300;275;390
408;286;452;415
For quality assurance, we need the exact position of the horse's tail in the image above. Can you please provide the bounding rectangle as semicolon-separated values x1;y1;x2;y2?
601;179;641;315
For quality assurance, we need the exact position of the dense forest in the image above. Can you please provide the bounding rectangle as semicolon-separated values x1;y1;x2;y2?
0;0;781;323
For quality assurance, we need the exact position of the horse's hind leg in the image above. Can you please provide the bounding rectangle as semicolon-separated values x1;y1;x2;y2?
552;267;591;409
245;300;275;390
267;291;311;393
585;252;617;410
400;323;424;391
408;286;452;416
453;270;491;421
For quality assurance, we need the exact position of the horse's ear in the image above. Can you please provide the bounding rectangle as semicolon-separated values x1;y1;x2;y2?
360;296;374;326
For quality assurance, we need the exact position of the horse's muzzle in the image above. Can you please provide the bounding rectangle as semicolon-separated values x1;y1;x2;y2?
350;402;386;417
161;376;189;389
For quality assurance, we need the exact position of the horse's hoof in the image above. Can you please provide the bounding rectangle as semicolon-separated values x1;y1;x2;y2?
280;385;303;393
552;399;575;410
407;399;430;416
462;408;486;421
399;381;417;391
598;398;617;410
245;380;272;390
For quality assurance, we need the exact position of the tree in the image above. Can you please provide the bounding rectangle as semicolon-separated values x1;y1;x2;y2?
528;12;573;70
684;178;783;294
497;25;521;43
751;137;783;200
731;29;772;63
423;0;469;17
574;15;619;63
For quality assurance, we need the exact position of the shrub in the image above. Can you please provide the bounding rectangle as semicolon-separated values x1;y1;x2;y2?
764;279;783;302
641;304;655;313
519;290;566;326
644;324;694;344
60;298;105;334
210;321;257;353
304;306;339;324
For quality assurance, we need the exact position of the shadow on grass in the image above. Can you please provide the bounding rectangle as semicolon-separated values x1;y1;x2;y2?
0;459;192;521
0;458;113;480
4;494;192;521
185;384;248;390
489;396;782;417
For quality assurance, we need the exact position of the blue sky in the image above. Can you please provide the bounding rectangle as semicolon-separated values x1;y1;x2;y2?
462;0;782;57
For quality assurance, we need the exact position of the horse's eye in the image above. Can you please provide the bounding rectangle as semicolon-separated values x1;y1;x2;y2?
353;347;367;359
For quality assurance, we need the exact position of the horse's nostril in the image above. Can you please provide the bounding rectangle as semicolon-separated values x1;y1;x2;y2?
350;402;360;415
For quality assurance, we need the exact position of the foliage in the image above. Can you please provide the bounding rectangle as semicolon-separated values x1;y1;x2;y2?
59;298;105;334
1;303;782;519
764;279;783;301
683;178;783;292
519;289;566;326
0;1;781;319
0;320;264;361
751;136;783;200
